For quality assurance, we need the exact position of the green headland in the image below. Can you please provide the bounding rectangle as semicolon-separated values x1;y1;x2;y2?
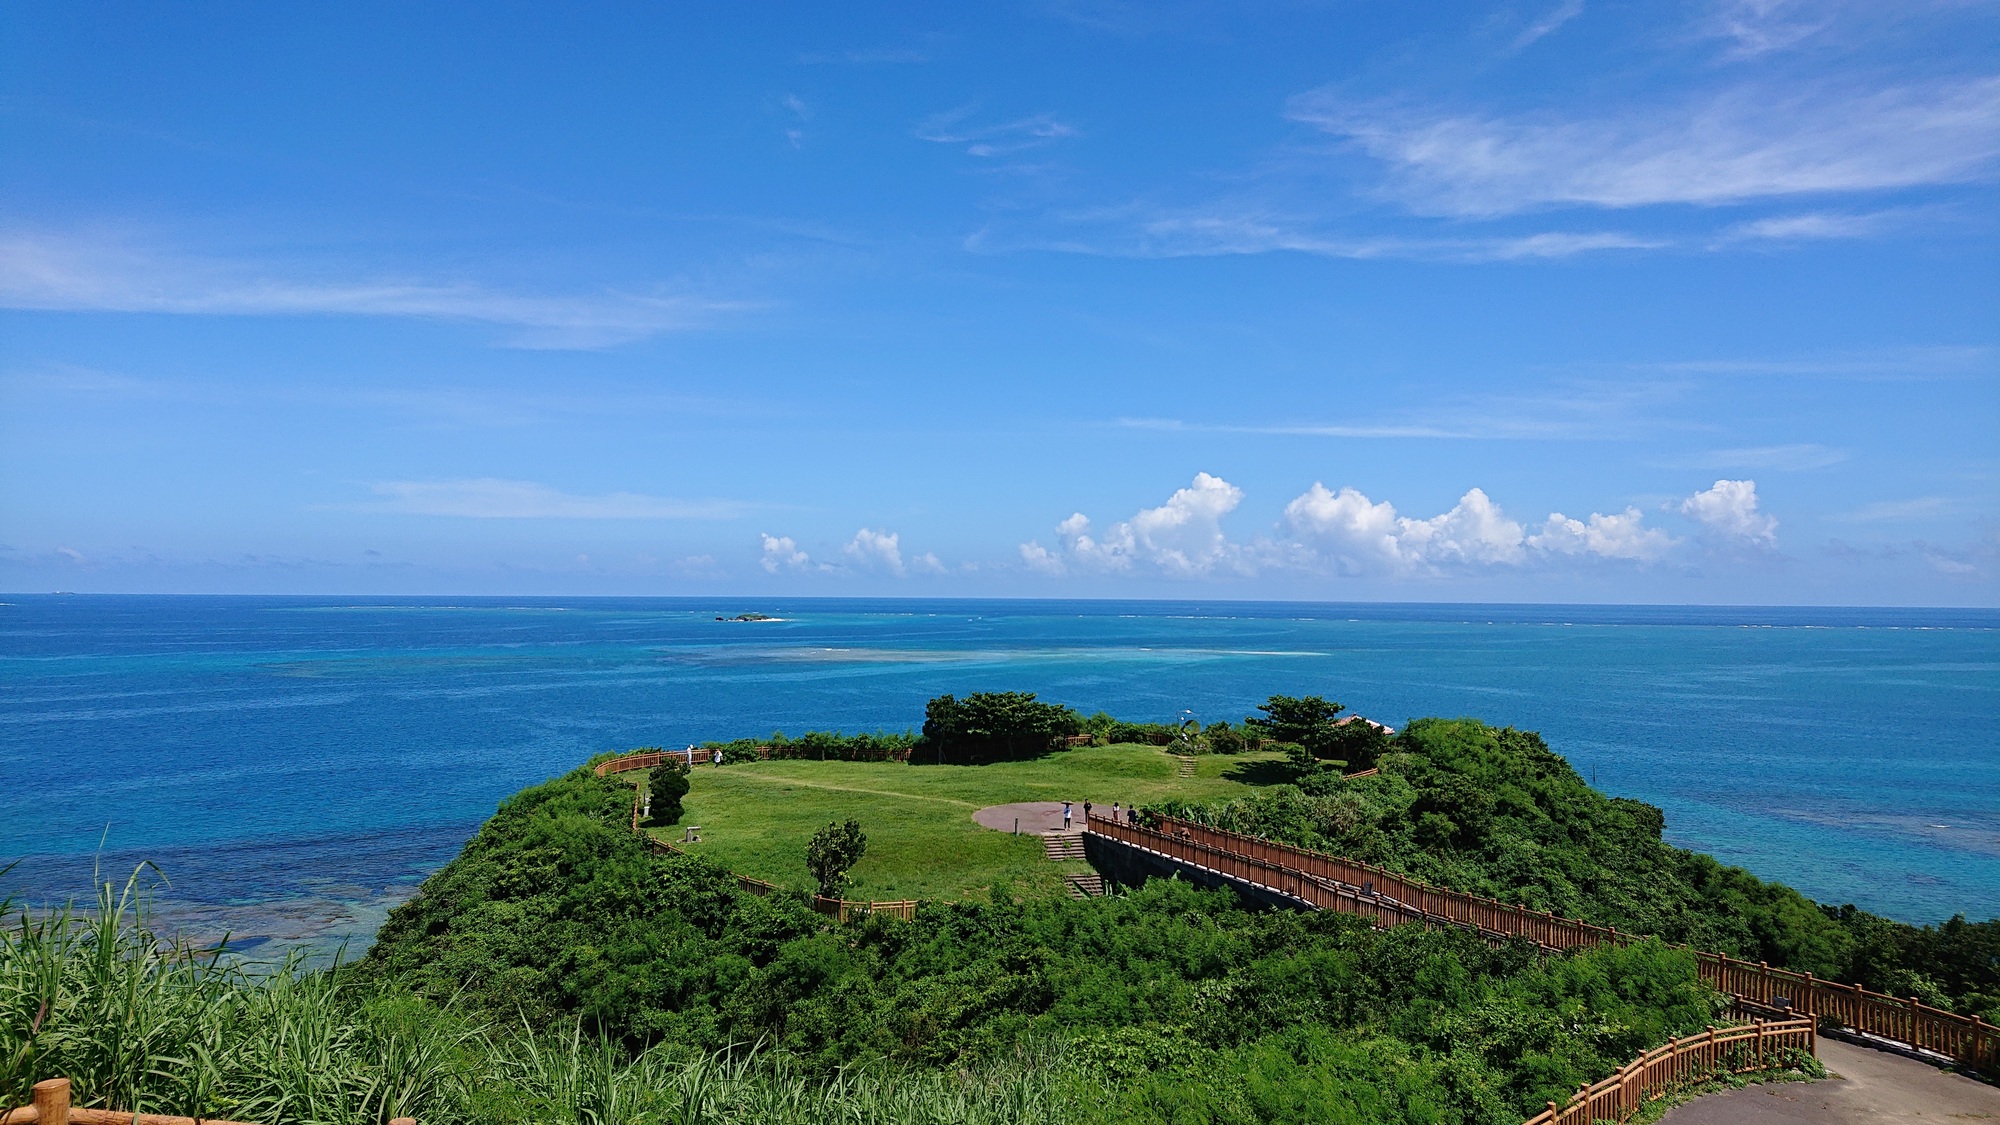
5;692;1994;1125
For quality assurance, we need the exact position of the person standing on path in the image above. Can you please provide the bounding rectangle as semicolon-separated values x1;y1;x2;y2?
1063;801;1073;830
1083;800;1093;823
1112;802;1121;823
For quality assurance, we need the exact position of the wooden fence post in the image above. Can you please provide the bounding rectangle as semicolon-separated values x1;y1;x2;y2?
31;1079;69;1125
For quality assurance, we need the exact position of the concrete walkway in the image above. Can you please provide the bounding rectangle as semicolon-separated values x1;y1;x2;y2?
1659;1038;1999;1124
972;801;1071;834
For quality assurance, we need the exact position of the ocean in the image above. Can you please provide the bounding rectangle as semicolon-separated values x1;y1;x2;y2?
2;595;1995;955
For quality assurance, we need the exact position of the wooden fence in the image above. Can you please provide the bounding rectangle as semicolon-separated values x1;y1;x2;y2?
1;1079;414;1125
604;751;920;922
594;743;912;771
596;748;714;773
1522;1020;1816;1125
1092;813;1999;1075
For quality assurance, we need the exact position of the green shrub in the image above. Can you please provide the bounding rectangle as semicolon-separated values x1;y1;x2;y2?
921;692;1083;763
646;760;689;826
1158;716;1999;1019
804;820;867;898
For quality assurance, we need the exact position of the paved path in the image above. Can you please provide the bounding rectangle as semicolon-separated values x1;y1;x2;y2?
972;802;1071;834
1659;1038;1999;1124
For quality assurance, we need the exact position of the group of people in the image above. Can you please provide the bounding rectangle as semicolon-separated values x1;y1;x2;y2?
1061;799;1139;831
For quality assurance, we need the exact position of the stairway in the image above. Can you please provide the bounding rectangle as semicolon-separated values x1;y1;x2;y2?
1043;832;1086;860
1174;755;1197;777
1065;873;1105;898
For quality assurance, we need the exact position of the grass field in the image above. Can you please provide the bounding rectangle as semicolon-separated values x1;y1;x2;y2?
636;744;1291;902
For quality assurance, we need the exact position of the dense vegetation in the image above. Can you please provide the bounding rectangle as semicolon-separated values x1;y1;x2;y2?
1158;716;2000;1020
1244;694;1393;772
685;694;1277;763
697;728;921;762
923;691;1085;762
22;694;1984;1125
0;877;1082;1125
353;762;1764;1123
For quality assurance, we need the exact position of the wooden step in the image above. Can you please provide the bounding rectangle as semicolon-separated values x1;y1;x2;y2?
1174;755;1197;777
1065;873;1105;898
1042;833;1086;860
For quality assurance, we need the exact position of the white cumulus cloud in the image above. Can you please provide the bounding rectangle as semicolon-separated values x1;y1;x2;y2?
1023;473;1248;577
844;528;906;575
1283;484;1675;572
759;533;813;573
1529;508;1676;561
1019;540;1067;575
1679;479;1779;545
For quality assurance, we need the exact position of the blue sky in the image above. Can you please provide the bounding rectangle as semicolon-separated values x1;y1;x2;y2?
2;1;1996;603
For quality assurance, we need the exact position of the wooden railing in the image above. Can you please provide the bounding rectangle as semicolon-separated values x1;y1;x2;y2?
603;751;920;922
1523;1020;1816;1125
1090;813;1999;1076
1;1079;415;1125
596;748;713;774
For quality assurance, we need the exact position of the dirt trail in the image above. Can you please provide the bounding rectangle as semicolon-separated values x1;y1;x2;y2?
1659;1038;1999;1124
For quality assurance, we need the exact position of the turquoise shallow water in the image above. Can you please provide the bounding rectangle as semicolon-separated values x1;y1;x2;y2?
2;595;1995;953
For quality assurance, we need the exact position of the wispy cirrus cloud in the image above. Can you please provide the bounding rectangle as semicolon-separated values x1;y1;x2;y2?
1116;380;1690;443
1829;496;1958;523
917;107;1079;157
1513;0;1587;49
795;47;929;65
975;204;1666;261
363;479;744;520
1286;75;2000;217
1115;417;1466;439
1712;209;1911;244
1640;346;1997;381
1666;443;1848;471
0;232;752;348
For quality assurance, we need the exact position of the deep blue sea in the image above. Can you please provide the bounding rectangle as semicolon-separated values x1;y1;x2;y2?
3;595;1996;954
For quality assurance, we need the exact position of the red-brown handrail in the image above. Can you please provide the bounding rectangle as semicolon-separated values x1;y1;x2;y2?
0;1079;414;1125
1088;813;1998;1075
1522;1020;1816;1125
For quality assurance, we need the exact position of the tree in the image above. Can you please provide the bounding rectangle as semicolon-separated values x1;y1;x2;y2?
1325;717;1391;772
1244;695;1347;759
1204;721;1249;754
921;691;1083;763
805;819;867;898
646;758;690;825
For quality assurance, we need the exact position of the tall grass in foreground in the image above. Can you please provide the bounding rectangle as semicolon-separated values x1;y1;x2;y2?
0;871;1085;1124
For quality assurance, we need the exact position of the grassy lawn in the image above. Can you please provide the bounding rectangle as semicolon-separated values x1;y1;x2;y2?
638;744;1290;902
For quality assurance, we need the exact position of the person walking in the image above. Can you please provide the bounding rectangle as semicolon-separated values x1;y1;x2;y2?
1062;800;1073;830
1112;801;1121;823
1083;800;1093;823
